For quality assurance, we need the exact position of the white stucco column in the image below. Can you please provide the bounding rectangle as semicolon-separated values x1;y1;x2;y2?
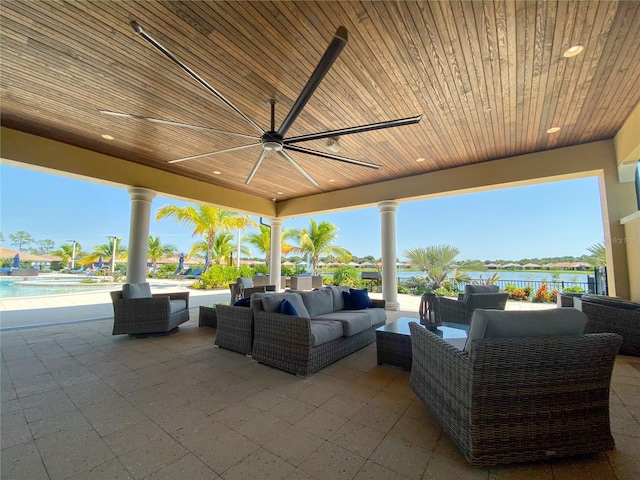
378;200;399;310
269;218;284;291
126;187;156;284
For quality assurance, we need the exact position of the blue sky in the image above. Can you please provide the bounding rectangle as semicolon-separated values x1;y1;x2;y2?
0;163;604;261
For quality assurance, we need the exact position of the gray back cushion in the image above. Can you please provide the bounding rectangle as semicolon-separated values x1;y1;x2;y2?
327;285;350;311
464;308;587;352
300;288;334;317
122;283;152;299
237;277;253;288
260;293;310;318
465;285;499;295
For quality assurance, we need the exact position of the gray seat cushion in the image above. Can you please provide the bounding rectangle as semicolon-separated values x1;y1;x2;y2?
169;299;187;314
464;308;588;352
122;283;152;299
314;311;371;336
260;293;310;319
300;288;334;317
309;320;344;346
354;307;386;327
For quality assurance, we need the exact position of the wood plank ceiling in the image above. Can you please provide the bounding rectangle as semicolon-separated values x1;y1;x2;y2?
2;1;640;201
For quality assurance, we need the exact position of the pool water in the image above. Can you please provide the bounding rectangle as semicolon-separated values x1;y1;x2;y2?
0;278;117;299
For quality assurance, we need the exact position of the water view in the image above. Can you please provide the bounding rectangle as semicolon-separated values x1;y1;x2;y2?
0;278;117;299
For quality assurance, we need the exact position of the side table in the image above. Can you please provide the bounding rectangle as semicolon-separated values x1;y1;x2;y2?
199;305;217;328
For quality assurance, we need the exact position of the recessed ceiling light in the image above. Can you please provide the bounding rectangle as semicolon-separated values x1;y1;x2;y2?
329;179;336;183
546;127;561;134
416;157;425;162
484;108;491;113
101;134;114;140
213;170;221;175
277;191;283;195
563;45;584;58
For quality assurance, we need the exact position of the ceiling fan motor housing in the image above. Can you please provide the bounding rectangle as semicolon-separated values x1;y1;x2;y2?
261;131;284;152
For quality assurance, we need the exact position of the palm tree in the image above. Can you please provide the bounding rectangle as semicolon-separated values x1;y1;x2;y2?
155;204;256;272
147;236;178;277
52;242;83;269
403;245;469;289
586;242;606;267
245;225;300;266
81;237;127;267
189;232;252;265
292;219;351;276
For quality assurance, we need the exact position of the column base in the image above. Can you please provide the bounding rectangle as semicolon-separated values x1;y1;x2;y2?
384;301;400;311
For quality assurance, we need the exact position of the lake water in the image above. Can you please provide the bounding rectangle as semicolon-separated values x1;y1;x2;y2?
396;270;590;283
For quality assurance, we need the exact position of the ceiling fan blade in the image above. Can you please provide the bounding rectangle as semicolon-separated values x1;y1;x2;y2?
245;149;269;185
277;26;348;138
278;150;319;187
130;21;264;135
284;115;423;144
168;143;261;164
99;110;259;141
284;145;381;169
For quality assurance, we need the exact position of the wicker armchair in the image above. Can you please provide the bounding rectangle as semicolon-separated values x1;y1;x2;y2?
437;285;508;325
574;295;640;356
110;286;190;336
409;319;622;467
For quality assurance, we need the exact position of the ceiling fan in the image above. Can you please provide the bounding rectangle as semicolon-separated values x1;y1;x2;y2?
100;21;422;187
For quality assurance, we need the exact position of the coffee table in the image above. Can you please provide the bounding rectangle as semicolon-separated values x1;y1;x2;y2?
376;317;468;370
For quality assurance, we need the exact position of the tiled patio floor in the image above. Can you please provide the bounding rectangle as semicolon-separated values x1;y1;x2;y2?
1;299;639;479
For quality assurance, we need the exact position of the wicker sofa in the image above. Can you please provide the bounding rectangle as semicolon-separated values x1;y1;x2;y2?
437;284;508;325
111;283;190;336
216;286;386;376
409;308;622;467
574;295;640;356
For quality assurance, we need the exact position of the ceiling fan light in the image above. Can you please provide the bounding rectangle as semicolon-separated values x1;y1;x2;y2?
327;137;341;153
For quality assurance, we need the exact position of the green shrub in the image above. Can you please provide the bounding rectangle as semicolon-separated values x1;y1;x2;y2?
331;265;362;288
253;264;269;275
191;265;255;289
563;285;585;293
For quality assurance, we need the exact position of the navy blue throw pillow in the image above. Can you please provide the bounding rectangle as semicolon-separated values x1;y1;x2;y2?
233;297;251;307
343;288;374;310
280;299;299;316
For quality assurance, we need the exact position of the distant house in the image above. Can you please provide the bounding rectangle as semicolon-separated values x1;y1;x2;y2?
502;263;521;269
523;263;541;270
485;263;500;269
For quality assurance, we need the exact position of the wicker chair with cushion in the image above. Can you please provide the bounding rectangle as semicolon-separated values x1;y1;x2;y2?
437;284;508;325
111;283;190;336
409;308;622;467
574;295;640;356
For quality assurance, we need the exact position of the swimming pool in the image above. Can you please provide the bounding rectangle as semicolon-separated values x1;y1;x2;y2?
0;277;119;299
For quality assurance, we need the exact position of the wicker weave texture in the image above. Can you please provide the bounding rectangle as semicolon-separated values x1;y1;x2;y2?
110;291;190;335
408;322;622;467
437;293;509;325
252;310;380;376
580;301;640;356
214;305;254;355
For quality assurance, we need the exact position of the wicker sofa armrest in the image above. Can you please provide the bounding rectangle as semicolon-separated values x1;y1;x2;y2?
215;304;255;354
251;310;315;375
371;298;386;309
409;322;472;450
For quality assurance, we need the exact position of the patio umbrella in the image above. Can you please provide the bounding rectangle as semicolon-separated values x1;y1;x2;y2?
178;253;185;271
12;254;20;268
97;256;103;269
